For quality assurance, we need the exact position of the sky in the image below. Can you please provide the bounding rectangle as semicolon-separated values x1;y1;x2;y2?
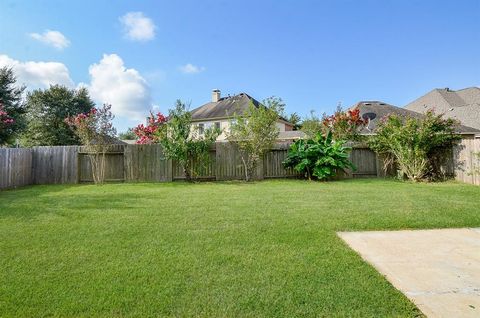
0;0;479;133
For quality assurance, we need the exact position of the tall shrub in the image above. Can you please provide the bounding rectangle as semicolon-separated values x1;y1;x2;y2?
65;104;117;184
283;131;354;180
369;110;460;181
321;107;366;141
158;100;219;181
227;97;283;181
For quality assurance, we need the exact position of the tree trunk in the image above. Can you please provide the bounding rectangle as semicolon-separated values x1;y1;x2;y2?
183;161;192;182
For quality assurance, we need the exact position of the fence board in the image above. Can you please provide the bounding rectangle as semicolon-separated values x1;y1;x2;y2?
0;148;32;189
350;148;378;177
124;144;172;182
32;146;79;184
454;138;480;185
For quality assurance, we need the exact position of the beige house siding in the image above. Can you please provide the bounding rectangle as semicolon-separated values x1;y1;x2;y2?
192;119;290;141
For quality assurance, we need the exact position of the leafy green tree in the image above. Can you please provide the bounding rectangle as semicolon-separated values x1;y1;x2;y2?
158;100;219;181
287;112;301;130
227;96;283;181
283;131;354;180
300;110;323;139
65;104;117;184
23;85;95;146
321;106;366;141
118;128;137;140
0;67;26;145
369;110;460;181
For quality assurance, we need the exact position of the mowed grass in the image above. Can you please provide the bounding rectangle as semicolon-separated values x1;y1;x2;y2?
1;179;480;317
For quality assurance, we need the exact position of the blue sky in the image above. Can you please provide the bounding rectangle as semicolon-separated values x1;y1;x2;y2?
1;0;479;132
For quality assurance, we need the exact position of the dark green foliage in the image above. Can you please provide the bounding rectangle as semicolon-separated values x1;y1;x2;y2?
228;97;283;181
23;85;95;146
286;112;301;130
300;110;323;139
283;131;354;180
369;110;460;181
158;100;219;181
0;67;26;145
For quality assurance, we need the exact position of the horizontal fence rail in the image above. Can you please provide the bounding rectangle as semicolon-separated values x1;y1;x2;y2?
1;139;479;189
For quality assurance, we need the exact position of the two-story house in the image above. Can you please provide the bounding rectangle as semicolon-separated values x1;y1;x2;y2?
190;89;299;141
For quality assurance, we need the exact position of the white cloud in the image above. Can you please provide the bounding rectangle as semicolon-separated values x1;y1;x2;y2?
0;54;74;88
179;63;206;74
86;54;152;119
29;30;70;50
119;12;156;42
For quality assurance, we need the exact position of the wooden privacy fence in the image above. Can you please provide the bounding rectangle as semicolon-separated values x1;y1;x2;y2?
453;138;480;186
1;140;479;189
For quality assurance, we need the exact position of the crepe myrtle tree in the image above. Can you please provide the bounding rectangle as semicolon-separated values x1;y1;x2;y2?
0;103;15;145
321;106;367;141
133;112;167;144
227;96;284;181
65;104;116;184
156;100;219;182
369;110;460;181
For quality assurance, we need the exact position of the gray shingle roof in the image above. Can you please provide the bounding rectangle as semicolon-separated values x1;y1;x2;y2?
352;101;479;135
190;93;261;121
405;87;480;130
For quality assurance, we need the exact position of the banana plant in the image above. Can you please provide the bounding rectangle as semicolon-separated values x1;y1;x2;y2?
283;131;355;180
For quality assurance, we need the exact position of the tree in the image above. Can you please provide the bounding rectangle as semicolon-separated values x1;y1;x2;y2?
158;100;219;182
301;110;323;139
118;128;137;141
283;131;354;180
369;110;460;181
0;103;15;145
65;104;117;184
287;112;301;130
23;85;95;146
133;112;167;144
227;96;283;181
0;67;26;145
321;106;366;141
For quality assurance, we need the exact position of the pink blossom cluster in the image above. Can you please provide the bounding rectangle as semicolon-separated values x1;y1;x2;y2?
64;108;97;127
0;104;14;126
133;112;166;144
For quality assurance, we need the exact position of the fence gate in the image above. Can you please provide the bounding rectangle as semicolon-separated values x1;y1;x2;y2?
78;145;126;183
350;148;378;178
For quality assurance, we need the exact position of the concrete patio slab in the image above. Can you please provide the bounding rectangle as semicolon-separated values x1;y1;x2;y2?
338;228;480;318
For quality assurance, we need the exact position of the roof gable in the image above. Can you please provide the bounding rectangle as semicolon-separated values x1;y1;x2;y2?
352;100;479;134
190;93;261;121
404;87;480;130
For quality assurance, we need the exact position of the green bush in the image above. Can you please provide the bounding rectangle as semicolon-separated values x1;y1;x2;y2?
283;131;354;180
369;110;460;181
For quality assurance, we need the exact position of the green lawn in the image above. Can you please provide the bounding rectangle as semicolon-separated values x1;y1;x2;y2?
1;179;480;317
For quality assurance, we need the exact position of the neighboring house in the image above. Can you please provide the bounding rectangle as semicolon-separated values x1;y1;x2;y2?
405;87;480;131
352;101;480;137
190;90;296;141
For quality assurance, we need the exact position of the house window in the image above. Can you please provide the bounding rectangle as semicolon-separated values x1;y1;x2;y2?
198;123;204;135
215;122;221;130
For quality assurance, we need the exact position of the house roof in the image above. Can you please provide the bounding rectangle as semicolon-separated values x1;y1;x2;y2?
190;93;261;121
190;92;291;125
404;87;480;130
351;100;480;135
